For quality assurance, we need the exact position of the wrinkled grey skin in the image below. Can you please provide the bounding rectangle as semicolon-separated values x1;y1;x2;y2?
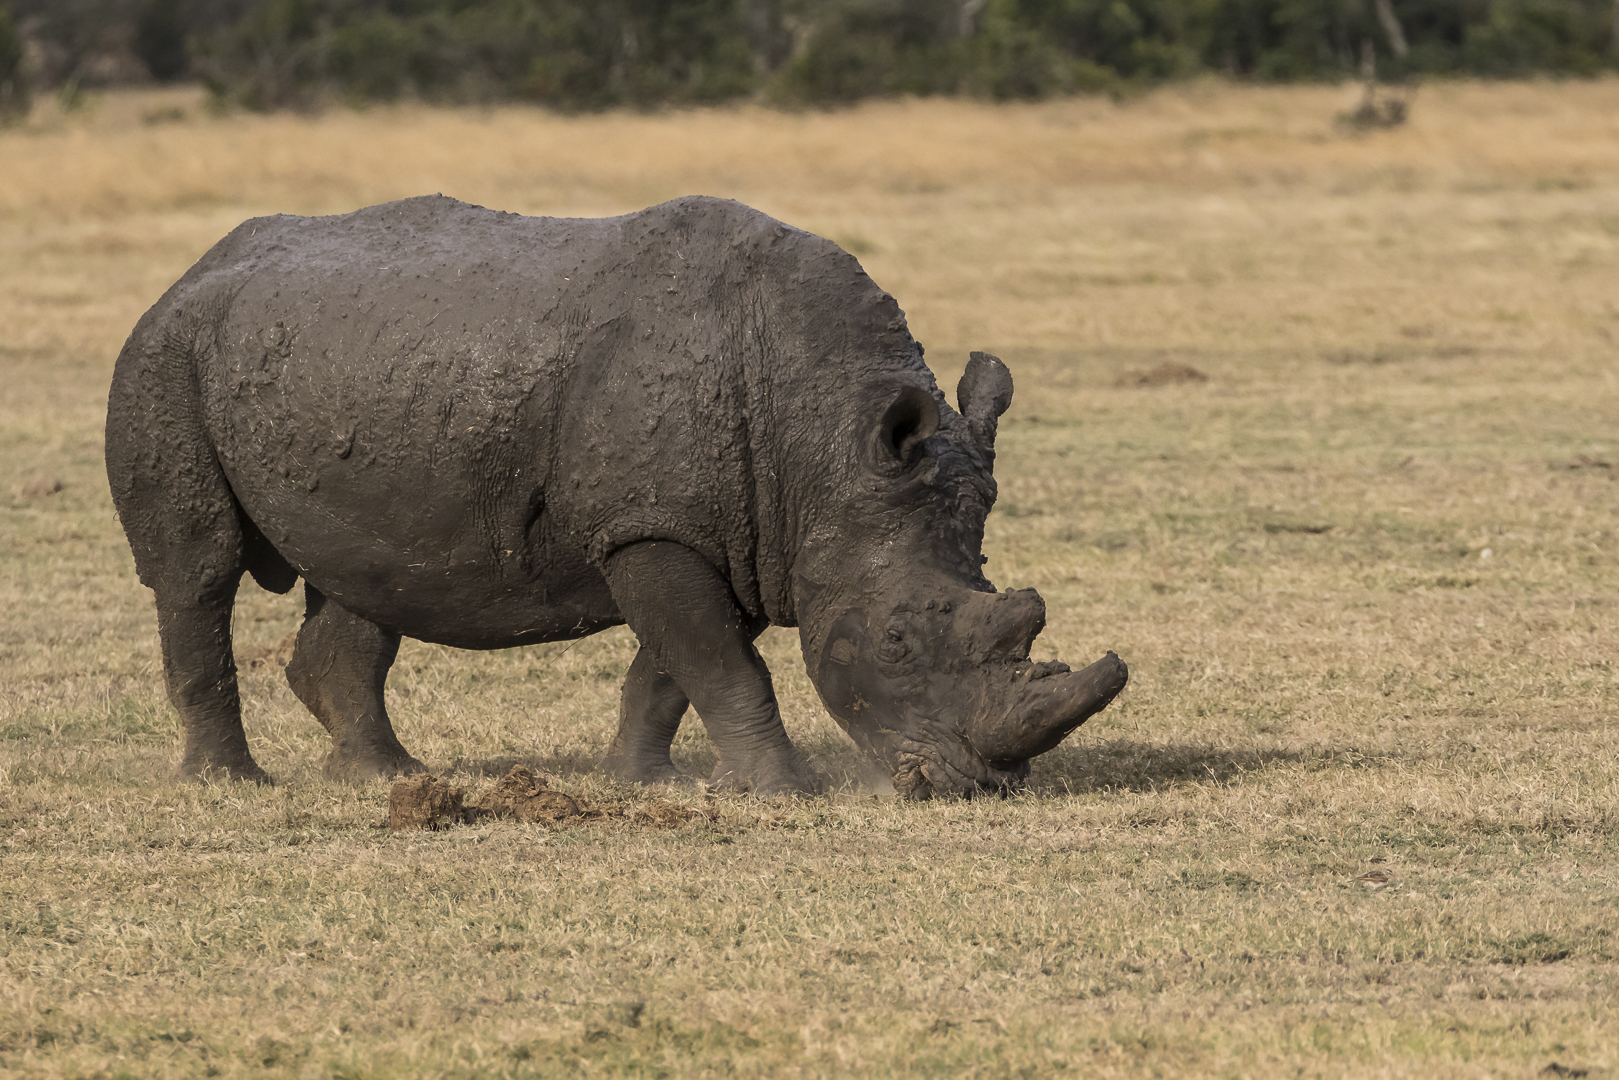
106;195;1127;797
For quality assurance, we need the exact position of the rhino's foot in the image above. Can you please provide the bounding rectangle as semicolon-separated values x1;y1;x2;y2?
323;748;428;784
175;755;274;786
707;758;823;797
599;753;696;788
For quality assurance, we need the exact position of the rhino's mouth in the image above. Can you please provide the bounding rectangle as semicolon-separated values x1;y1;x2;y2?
882;703;1033;799
892;744;1031;799
883;654;1125;799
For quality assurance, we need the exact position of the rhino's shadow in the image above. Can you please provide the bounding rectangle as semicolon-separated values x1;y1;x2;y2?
442;746;726;785
1025;739;1314;796
440;740;1374;799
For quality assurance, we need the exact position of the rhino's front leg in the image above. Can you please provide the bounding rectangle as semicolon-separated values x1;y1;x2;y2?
603;541;819;795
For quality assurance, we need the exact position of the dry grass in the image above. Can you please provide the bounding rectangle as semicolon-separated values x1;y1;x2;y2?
2;79;1617;1078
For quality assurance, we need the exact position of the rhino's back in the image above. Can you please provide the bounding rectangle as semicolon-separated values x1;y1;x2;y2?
147;195;822;643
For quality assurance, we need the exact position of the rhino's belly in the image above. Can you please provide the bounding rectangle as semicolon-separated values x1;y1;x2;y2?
227;459;623;650
310;532;621;650
325;560;624;652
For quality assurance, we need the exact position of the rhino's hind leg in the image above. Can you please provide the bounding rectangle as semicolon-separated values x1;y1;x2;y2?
155;577;270;784
107;362;269;784
600;645;692;785
285;585;426;783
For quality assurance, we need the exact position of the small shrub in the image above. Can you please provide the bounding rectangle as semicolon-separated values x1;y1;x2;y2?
327;13;432;102
770;3;906;104
968;21;1075;99
135;0;190;83
193;0;330;111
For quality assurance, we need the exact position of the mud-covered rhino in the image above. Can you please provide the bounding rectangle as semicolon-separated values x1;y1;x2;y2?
106;195;1127;797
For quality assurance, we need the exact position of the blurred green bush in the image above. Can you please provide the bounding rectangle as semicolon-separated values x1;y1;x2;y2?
1;0;1614;110
0;4;27;121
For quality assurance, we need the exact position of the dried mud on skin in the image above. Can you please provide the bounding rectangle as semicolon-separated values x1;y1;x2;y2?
1115;361;1209;387
388;766;721;832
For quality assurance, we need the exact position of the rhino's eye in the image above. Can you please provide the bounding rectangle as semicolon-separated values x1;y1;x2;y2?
876;623;910;664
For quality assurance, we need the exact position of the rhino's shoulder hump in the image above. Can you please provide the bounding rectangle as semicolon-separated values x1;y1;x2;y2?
640;194;779;229
634;196;834;255
320;194;534;239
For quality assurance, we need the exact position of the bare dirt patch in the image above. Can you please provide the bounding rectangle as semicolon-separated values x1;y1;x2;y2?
1554;454;1612;472
1114;361;1209;387
11;477;62;500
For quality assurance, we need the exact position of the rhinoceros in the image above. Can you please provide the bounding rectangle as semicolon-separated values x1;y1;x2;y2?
105;195;1127;797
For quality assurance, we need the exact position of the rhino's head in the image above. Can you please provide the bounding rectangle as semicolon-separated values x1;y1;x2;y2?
794;352;1128;798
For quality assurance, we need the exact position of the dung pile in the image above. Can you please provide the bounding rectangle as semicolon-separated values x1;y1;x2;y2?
471;766;583;823
388;774;466;831
387;766;718;832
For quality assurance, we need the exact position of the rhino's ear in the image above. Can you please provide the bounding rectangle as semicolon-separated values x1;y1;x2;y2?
871;385;939;470
957;351;1014;451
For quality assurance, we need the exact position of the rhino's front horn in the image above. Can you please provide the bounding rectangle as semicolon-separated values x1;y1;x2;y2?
968;652;1129;764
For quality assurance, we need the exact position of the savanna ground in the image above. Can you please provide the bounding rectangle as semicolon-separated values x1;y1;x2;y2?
1;79;1617;1078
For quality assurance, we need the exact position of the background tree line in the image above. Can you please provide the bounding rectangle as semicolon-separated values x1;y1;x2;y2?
1;0;1616;116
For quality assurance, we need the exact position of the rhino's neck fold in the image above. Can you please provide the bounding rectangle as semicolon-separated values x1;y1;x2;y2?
732;307;798;628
